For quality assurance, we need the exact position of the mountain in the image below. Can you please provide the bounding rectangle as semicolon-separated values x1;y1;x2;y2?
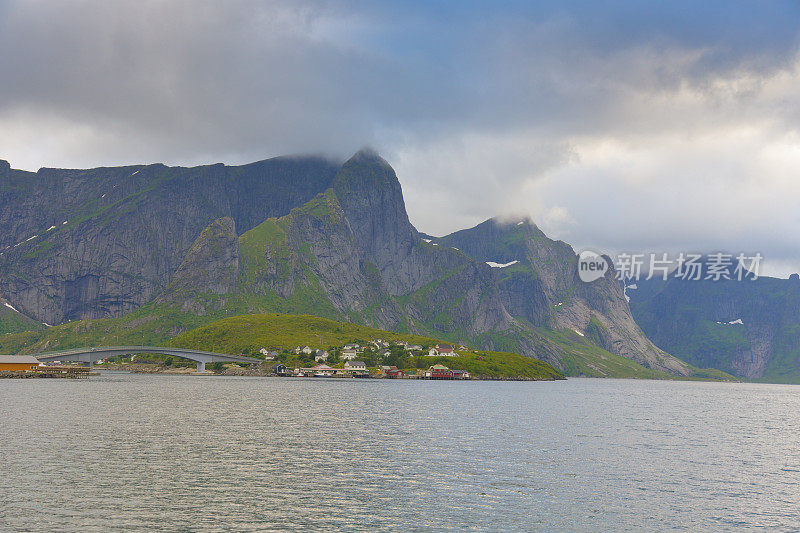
629;273;800;382
147;150;692;377
0;149;706;378
435;219;690;375
0;295;43;335
0;156;339;324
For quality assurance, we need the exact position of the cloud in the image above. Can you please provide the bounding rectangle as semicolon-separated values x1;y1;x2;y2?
1;0;799;275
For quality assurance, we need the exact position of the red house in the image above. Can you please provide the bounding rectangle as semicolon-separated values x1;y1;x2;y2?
423;364;454;379
385;368;405;378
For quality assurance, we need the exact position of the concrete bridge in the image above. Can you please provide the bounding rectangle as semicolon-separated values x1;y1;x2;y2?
32;346;261;372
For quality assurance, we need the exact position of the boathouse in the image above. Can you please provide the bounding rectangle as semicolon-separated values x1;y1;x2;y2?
0;355;41;372
423;364;454;379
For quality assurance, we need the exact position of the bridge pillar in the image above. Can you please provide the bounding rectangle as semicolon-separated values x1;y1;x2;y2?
197;361;206;373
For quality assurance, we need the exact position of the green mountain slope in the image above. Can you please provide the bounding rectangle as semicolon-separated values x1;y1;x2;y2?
630;274;800;383
0;298;44;335
435;218;690;375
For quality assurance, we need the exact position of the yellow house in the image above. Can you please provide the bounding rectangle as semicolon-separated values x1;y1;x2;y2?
0;355;41;372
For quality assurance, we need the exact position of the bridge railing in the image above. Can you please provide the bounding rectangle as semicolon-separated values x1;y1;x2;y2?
30;346;260;364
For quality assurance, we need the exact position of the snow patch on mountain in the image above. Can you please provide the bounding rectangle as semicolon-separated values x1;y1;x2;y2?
485;260;519;268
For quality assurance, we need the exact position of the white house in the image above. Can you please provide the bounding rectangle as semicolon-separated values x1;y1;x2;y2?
300;364;336;377
344;360;367;372
341;348;359;360
295;346;313;355
314;350;330;362
429;344;458;357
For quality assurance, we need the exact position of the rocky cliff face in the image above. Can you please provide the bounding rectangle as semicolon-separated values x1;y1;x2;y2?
157;150;688;376
630;274;800;381
2;149;698;377
228;150;516;336
0;156;338;324
157;216;240;306
436;219;690;375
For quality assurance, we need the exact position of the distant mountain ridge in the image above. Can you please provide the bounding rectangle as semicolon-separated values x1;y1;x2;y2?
0;149;699;377
629;273;800;382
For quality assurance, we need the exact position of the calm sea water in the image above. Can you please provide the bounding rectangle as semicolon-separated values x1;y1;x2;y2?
2;374;800;532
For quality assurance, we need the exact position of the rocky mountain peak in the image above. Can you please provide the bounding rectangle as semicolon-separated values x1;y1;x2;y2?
333;148;402;197
331;149;416;268
437;216;549;266
157;216;240;307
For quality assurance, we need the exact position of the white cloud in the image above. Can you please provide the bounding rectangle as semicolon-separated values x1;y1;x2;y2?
395;49;800;277
1;0;799;276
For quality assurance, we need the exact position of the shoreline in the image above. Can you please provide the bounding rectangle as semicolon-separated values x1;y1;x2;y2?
95;363;564;381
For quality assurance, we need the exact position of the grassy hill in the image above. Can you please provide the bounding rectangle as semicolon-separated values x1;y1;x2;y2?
0;305;211;355
0;307;735;381
169;313;442;352
167;313;565;380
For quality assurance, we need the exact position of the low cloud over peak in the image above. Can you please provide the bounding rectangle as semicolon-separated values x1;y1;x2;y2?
1;0;799;276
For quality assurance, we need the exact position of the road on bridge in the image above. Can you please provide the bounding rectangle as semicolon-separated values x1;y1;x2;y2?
32;346;261;372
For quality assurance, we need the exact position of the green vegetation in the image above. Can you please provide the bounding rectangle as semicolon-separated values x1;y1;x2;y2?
629;276;800;382
238;217;291;281
530;327;674;379
0;304;734;381
0;306;45;336
424;351;564;380
299;189;342;224
166;313;563;379
0;330;43;353
22;240;55;260
0;305;211;354
470;326;735;381
235;211;343;320
755;322;800;383
637;316;751;374
169;313;446;353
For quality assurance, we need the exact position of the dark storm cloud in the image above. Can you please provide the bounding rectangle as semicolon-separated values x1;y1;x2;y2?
1;0;799;274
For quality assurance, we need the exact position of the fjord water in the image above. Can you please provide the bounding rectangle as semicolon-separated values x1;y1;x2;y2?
2;375;799;532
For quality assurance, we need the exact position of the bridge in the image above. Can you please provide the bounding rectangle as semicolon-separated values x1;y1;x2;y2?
32;346;261;373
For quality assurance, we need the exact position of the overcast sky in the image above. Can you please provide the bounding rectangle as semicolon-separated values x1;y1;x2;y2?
1;0;799;276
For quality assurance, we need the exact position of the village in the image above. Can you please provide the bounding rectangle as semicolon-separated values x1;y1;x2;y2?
261;340;472;380
0;339;487;379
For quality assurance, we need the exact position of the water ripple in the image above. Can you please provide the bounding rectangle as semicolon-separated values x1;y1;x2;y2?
1;375;799;531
